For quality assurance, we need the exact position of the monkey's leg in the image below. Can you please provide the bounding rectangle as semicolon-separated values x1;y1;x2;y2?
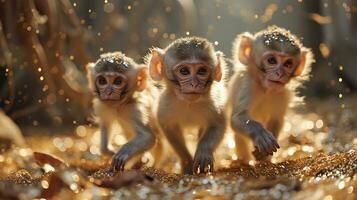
150;136;163;168
194;124;225;174
100;126;114;155
235;132;254;164
111;124;156;172
161;124;193;174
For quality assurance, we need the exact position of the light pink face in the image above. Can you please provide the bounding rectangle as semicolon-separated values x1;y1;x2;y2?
95;72;128;101
172;61;212;102
259;50;299;90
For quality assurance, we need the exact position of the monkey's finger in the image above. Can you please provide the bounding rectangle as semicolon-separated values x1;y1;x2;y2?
264;135;278;154
118;157;126;171
267;133;280;149
113;159;120;172
259;138;271;155
111;160;118;172
195;164;201;174
112;156;123;172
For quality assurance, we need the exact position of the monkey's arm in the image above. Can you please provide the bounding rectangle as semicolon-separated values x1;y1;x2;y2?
111;121;156;171
230;81;279;157
194;120;225;174
100;125;114;155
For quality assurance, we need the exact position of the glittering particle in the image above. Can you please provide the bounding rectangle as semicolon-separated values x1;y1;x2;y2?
315;119;324;129
43;164;55;172
319;43;330;58
41;180;49;189
337;181;345;189
76;126;87;137
169;33;176;40
347;186;354;193
104;3;115;13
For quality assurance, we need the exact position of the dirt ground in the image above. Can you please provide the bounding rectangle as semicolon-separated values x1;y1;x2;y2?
0;96;356;200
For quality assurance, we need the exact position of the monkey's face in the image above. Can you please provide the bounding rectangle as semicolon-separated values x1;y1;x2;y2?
172;62;212;102
95;72;128;102
257;51;299;90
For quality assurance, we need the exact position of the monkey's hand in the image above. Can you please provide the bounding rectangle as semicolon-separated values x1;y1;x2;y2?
252;149;269;161
111;148;131;172
250;126;279;157
193;149;214;174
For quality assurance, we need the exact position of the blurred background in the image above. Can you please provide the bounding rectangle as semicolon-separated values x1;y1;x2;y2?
0;0;356;134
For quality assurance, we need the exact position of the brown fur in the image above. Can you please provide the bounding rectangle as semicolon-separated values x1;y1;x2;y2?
227;27;314;162
86;52;163;171
148;37;227;174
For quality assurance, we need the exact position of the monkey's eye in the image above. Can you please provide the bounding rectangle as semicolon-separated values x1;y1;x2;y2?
179;67;190;76
197;67;208;76
267;56;277;65
98;76;107;85
284;59;294;69
113;77;122;85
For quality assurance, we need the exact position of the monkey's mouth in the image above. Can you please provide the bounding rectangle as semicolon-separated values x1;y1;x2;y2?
268;80;285;85
181;92;203;95
100;91;127;102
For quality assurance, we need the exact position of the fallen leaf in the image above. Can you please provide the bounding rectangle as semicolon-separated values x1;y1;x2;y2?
33;152;66;168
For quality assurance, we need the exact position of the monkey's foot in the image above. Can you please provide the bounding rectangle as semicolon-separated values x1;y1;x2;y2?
193;152;214;174
111;151;130;172
181;163;193;175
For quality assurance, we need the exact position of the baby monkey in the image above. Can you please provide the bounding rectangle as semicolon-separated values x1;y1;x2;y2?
86;52;162;171
148;37;227;174
227;26;314;163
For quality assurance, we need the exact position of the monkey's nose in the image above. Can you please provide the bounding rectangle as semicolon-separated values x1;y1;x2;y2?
275;70;283;78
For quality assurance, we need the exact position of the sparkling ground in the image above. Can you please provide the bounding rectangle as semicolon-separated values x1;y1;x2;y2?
0;97;356;199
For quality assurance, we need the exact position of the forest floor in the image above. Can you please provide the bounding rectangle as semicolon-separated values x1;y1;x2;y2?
0;96;356;200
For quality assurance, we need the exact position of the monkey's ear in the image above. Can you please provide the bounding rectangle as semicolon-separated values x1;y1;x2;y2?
149;48;165;81
214;51;223;82
234;32;253;65
293;48;314;76
136;66;148;91
85;62;96;90
85;62;95;74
